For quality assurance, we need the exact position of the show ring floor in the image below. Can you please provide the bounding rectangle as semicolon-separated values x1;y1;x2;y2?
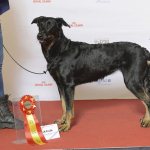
1;99;150;150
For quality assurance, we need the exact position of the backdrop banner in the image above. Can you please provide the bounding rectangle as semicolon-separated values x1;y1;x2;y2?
1;0;150;100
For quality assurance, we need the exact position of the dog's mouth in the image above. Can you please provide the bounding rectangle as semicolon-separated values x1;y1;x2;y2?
38;39;45;44
38;35;55;44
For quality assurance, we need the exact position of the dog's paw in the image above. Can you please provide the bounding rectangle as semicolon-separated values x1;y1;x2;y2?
140;118;150;127
54;119;65;125
58;123;71;132
54;119;71;132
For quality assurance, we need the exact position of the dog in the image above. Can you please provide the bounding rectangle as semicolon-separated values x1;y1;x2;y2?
32;16;150;132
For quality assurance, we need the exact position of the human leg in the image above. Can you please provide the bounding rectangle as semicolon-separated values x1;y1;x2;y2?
0;24;23;129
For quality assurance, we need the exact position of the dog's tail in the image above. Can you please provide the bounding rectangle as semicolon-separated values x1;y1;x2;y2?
145;48;150;65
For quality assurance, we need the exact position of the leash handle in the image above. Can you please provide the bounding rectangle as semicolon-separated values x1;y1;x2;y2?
3;45;47;75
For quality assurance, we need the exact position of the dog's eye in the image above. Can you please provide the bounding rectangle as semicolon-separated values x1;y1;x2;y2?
47;21;51;27
38;22;45;30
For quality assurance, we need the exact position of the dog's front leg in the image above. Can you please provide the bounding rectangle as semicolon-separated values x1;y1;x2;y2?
55;85;75;132
54;87;67;125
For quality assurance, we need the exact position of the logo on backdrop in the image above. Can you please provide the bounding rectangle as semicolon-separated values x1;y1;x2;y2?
98;77;112;85
94;39;109;44
33;0;51;3
70;22;84;28
34;81;53;87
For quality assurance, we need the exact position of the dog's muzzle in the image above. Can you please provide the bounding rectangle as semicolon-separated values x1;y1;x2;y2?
37;33;55;44
37;33;45;43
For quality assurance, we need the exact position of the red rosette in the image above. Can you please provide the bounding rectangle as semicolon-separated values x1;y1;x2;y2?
20;95;36;115
19;95;47;145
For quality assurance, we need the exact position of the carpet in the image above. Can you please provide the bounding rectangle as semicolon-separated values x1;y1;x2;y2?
0;99;150;150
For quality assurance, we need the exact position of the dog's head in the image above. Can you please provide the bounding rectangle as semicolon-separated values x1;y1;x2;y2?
32;16;70;44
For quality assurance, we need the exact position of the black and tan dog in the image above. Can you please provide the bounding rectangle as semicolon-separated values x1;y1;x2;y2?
32;16;150;131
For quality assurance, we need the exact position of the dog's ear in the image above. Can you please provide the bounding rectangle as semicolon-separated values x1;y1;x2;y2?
31;16;45;24
56;18;70;28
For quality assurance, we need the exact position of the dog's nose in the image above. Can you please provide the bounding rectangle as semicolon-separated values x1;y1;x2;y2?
37;34;43;40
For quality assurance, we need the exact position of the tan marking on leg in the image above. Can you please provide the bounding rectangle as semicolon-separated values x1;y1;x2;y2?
61;96;66;114
71;102;74;118
55;86;74;131
60;96;67;123
59;98;74;131
142;101;150;120
54;94;66;125
58;97;74;131
141;101;150;127
59;111;73;132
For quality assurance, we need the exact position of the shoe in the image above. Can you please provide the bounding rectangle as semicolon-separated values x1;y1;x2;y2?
0;95;24;129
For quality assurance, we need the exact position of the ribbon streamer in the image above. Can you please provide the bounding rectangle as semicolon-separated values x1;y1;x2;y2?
20;95;47;145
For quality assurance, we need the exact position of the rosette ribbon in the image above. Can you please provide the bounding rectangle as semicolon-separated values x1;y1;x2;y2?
20;95;47;145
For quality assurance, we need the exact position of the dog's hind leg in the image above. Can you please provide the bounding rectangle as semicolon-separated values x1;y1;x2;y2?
141;101;150;127
122;60;150;127
124;79;150;127
140;76;150;127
